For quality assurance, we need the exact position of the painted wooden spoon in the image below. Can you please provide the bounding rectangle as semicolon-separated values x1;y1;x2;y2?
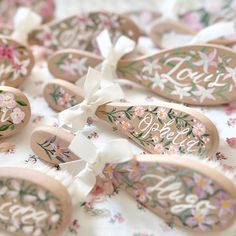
48;44;236;105
0;86;31;138
28;11;141;54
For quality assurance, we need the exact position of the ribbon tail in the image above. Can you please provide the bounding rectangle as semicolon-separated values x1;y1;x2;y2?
96;30;113;57
100;139;133;164
69;132;98;163
60;160;86;176
12;7;42;45
190;21;236;44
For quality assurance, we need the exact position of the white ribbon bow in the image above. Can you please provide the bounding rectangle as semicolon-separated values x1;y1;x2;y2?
60;133;133;202
96;29;135;81
11;7;42;45
58;67;124;131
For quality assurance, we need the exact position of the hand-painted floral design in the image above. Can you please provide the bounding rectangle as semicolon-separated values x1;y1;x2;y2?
180;0;236;31
37;135;78;163
0;91;27;132
0;0;54;24
98;105;212;156
56;53;88;77
0;38;32;83
0;177;62;235
29;12;138;53
109;212;124;224
117;46;236;104
104;160;236;232
49;85;78;109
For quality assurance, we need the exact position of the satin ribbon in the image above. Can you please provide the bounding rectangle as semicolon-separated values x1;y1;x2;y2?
96;29;135;81
60;133;133;202
11;7;42;45
161;21;236;48
58;67;124;131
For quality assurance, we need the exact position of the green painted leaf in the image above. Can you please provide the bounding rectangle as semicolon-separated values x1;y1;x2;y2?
0;124;11;131
16;100;27;106
56;156;65;163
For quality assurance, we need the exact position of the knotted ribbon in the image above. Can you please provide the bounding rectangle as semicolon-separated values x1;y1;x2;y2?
96;29;135;81
11;7;42;45
60;133;133;202
58;67;124;131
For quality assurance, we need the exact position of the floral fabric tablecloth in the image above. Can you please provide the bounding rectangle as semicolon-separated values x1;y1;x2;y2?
0;0;236;236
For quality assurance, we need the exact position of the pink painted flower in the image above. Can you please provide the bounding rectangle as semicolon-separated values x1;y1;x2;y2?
0;141;16;154
192;173;213;198
134;184;151;203
11;58;30;80
134;106;145;117
157;108;167;119
99;14;119;29
192;85;215;103
0;44;16;62
192;122;206;137
167;144;179;154
36;28;58;47
113;213;124;223
126;161;148;180
193;49;217;73
226;137;236;148
10;107;25;124
185;208;215;231
225;66;236;85
214;192;236;217
121;120;132;130
23;194;37;202
153;143;165;154
0;92;16;109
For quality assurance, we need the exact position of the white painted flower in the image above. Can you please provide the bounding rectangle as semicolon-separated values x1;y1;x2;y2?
225;67;236;86
23;225;34;234
171;86;191;99
37;189;47;201
47;200;56;213
0;92;16;109
10;107;25;124
7;180;20;198
192;85;215;103
23;194;37;202
0;186;8;196
152;136;159;144
151;72;167;91
134;106;145;117
11;58;30;81
59;57;87;76
142;59;160;75
193;122;206;137
33;228;42;236
157;108;167;119
50;214;60;224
